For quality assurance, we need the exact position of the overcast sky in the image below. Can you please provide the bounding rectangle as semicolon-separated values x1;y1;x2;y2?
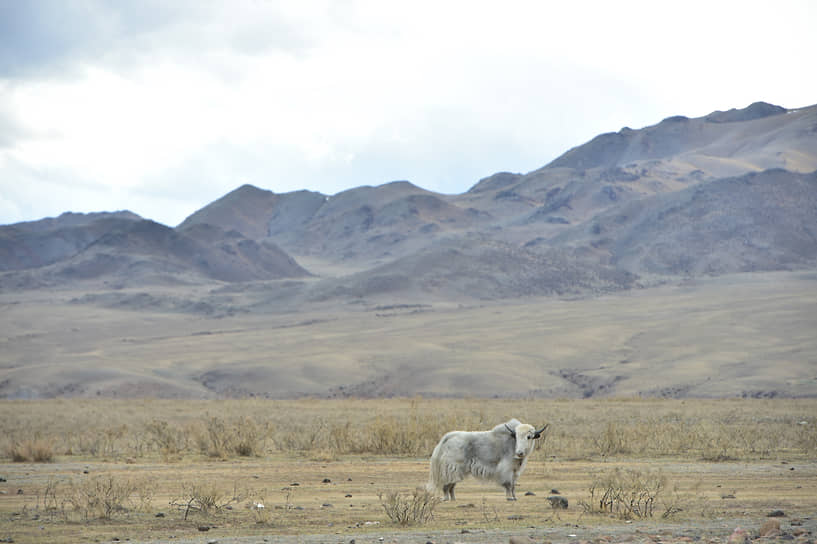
1;1;815;227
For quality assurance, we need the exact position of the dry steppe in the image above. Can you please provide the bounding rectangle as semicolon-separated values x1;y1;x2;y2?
1;397;816;544
2;271;816;399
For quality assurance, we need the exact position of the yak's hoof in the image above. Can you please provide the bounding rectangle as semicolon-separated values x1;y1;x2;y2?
506;497;517;501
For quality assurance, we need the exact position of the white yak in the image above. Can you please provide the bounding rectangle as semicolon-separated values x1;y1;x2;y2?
428;419;548;501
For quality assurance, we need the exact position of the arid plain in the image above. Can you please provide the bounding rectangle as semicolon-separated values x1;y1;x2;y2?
2;271;817;543
1;396;816;544
2;270;816;399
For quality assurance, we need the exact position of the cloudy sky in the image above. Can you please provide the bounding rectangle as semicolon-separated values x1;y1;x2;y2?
1;1;815;227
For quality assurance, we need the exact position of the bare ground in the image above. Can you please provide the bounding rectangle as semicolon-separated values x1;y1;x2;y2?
2;455;815;544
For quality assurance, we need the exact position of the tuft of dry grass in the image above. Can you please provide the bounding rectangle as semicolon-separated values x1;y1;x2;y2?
581;468;668;519
378;488;440;526
6;437;54;462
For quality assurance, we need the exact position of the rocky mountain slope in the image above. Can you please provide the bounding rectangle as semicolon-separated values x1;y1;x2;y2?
2;102;816;300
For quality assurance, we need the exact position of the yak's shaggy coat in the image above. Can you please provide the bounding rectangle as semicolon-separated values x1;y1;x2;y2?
427;418;547;500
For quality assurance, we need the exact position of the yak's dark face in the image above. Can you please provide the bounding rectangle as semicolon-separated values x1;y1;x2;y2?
506;423;548;459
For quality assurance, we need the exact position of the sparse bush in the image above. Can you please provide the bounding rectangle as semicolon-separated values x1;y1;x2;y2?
795;419;817;455
198;416;264;458
7;438;54;462
581;468;668;519
67;475;142;520
144;419;188;459
378;488;439;526
171;481;245;520
592;421;630;457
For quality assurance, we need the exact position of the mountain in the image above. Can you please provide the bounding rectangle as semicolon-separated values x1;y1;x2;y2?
0;216;310;290
553;169;817;275
176;184;282;238
0;211;142;271
2;101;817;400
2;101;816;298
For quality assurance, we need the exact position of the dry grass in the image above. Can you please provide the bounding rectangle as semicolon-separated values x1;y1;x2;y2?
1;398;816;543
2;397;815;463
5;437;54;463
378;488;440;526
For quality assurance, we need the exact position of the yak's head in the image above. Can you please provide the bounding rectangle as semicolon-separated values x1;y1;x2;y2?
505;422;549;460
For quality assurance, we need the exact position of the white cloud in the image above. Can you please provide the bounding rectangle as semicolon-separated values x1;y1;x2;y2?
1;0;816;226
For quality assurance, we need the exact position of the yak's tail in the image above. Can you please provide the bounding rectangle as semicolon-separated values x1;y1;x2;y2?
426;442;444;495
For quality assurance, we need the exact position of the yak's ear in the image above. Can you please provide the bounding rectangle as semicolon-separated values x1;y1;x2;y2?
532;424;549;439
504;423;516;438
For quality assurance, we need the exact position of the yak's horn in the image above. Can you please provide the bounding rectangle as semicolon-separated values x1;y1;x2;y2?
533;424;549;438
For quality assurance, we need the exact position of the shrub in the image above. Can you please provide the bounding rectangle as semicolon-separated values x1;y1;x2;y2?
67;475;141;520
144;419;187;459
378;488;439;526
581;468;668;519
198;416;264;458
170;481;245;520
7;438;54;462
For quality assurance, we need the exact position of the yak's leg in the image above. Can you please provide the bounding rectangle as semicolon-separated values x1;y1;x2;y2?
443;483;456;501
503;481;516;501
449;483;456;501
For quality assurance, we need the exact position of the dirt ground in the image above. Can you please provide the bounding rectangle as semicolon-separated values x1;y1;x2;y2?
1;455;814;544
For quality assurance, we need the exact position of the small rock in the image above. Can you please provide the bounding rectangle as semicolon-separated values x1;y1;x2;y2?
721;494;736;499
550;489;560;494
345;494;352;498
768;510;786;517
207;540;218;544
0;477;6;482
322;478;331;483
510;537;536;544
759;519;781;537
507;514;524;520
198;526;210;532
322;503;333;508
16;489;23;495
155;512;165;518
727;527;749;544
524;491;536;496
547;495;569;509
290;482;300;486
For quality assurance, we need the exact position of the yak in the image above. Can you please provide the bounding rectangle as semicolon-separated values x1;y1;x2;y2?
427;418;548;501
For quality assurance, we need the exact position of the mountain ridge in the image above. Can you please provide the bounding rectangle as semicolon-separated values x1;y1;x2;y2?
2;100;816;300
